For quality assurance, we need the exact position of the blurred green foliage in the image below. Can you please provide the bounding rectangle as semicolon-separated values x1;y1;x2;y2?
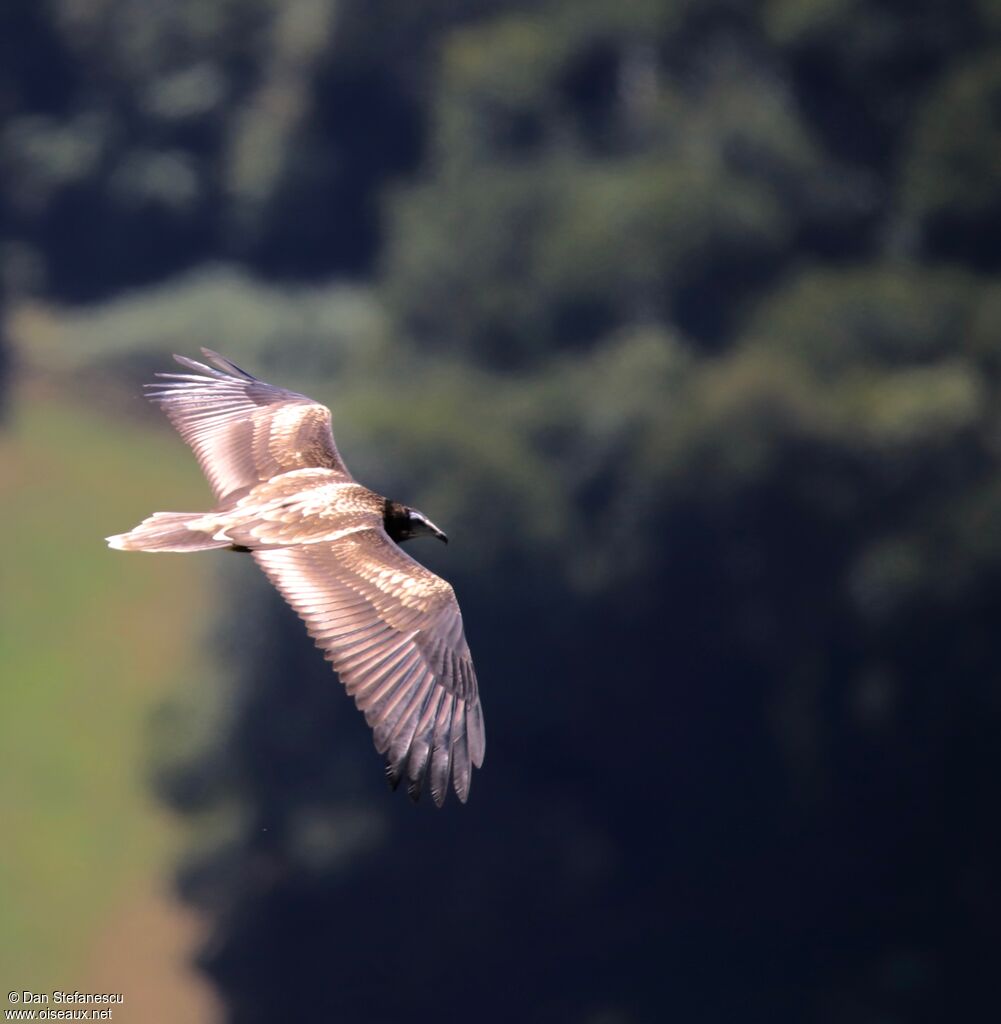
0;392;215;991
3;0;1001;1020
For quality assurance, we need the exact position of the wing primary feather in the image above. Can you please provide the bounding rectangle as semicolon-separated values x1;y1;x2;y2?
407;690;445;803
169;356;232;380
325;623;394;657
200;348;257;379
357;652;422;725
450;699;472;803
370;663;429;753
385;760;403;792
371;669;424;748
429;694;455;808
349;646;418;701
369;659;425;753
467;700;486;768
385;672;436;787
340;637;412;689
353;645;419;711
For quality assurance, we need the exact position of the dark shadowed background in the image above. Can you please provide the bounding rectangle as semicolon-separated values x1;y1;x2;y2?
2;1;1000;1022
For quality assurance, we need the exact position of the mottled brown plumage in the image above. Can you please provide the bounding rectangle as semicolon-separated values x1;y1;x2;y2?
107;349;484;806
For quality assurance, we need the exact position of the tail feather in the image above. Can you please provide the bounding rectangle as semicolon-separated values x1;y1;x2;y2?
106;511;229;553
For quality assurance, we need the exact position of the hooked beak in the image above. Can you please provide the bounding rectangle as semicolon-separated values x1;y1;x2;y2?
409;510;448;544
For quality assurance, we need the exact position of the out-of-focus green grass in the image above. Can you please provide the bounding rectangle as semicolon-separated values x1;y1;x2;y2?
0;382;214;991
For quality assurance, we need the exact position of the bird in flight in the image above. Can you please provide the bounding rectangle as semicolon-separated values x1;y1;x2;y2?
108;349;484;807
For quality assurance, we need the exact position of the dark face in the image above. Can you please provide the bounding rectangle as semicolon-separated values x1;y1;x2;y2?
384;501;448;544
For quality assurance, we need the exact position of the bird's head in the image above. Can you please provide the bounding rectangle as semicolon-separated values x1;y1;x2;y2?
384;501;448;544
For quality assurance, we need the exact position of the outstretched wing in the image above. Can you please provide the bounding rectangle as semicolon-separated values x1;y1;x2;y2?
253;529;485;806
147;349;352;502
